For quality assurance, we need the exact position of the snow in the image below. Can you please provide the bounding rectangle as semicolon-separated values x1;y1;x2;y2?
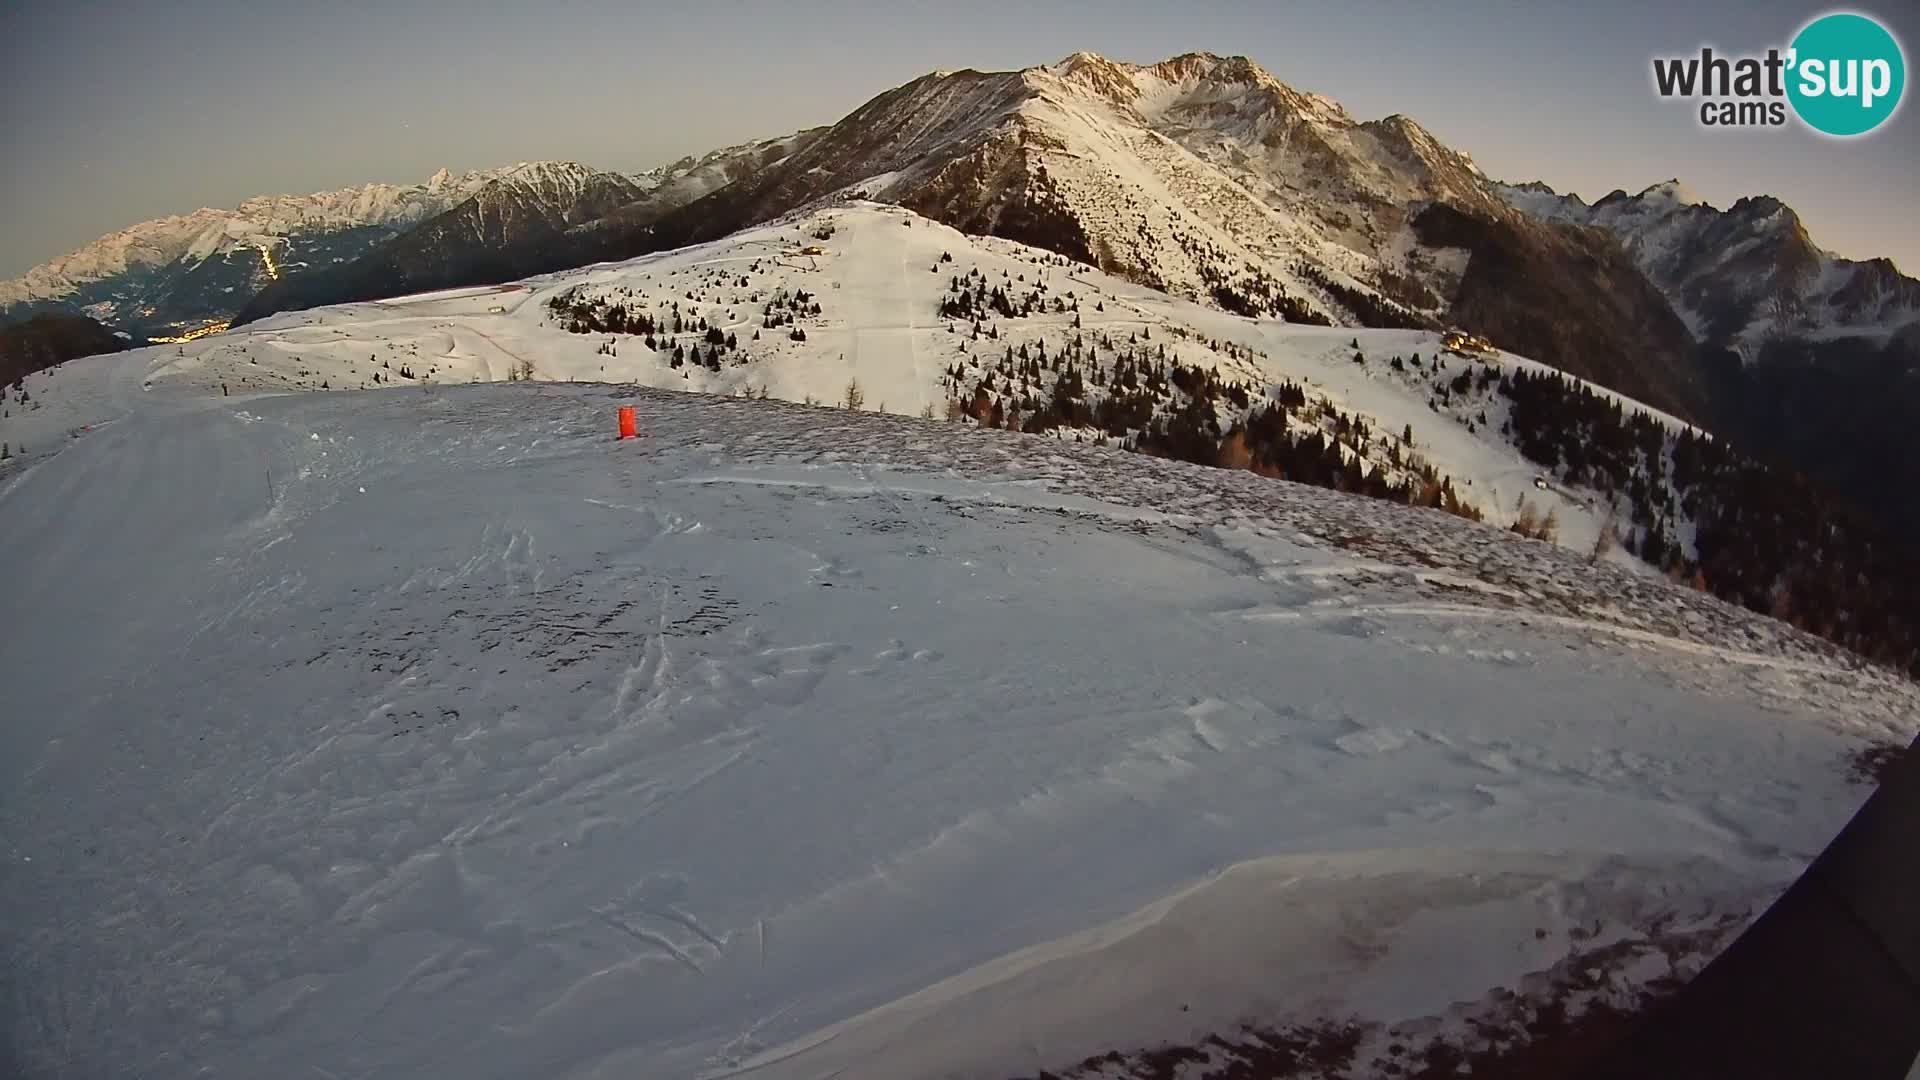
1635;178;1706;211
793;50;1499;323
111;204;1692;565
730;850;1766;1080
1495;182;1589;223
0;156;708;315
1005;73;1361;312
1038;264;1696;560
1495;178;1920;353
3;324;1915;1078
0;168;503;307
371;283;530;306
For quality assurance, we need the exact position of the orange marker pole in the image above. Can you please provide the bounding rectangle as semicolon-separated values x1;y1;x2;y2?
617;406;638;440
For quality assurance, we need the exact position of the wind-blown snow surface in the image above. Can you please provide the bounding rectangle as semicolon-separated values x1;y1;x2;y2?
2;344;1915;1079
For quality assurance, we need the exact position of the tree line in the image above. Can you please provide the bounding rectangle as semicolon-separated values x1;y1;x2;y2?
1499;365;1920;674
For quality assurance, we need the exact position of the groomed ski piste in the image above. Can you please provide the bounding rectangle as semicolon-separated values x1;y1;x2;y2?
3;205;1916;1079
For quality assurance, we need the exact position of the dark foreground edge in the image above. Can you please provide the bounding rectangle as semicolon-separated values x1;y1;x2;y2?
1580;732;1920;1080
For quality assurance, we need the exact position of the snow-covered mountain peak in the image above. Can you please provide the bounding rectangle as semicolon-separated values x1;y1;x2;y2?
486;160;600;185
1031;54;1141;112
1056;48;1117;65
648;48;1525;339
469;161;620;207
1724;193;1800;229
1;159;678;337
1499;175;1919;352
1;166;540;316
619;129;829;210
1069;49;1285;92
1591;180;1712;224
1148;50;1269;83
1491;179;1584;221
1045;54;1485;210
1635;178;1706;209
1033;49;1350;129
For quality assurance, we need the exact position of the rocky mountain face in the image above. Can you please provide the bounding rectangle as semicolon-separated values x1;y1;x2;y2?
1409;204;1711;419
568;52;1707;422
1500;179;1920;533
628;53;1509;305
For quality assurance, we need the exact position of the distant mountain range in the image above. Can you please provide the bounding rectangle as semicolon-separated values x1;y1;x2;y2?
0;135;824;341
1498;179;1920;354
0;166;509;339
231;132;825;326
7;49;1917;534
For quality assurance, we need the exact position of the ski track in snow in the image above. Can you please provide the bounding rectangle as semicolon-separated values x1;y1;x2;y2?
1;355;1916;1078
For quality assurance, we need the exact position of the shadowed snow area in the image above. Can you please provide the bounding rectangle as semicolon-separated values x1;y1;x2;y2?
1;353;1915;1079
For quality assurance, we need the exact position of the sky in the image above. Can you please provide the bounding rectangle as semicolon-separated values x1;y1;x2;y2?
2;0;1916;278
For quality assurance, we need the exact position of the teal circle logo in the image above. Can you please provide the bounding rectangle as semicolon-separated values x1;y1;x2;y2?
1787;12;1906;136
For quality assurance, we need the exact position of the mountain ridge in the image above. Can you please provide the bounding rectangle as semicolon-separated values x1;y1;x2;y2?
3;166;503;308
1495;175;1920;534
1;144;821;339
581;50;1711;420
23;49;1920;536
231;132;825;324
1495;177;1920;349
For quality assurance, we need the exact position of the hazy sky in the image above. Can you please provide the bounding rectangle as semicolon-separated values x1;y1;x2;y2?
3;0;1915;277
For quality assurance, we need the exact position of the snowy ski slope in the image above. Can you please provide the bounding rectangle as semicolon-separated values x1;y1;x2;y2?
1;319;1914;1077
65;203;1703;567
